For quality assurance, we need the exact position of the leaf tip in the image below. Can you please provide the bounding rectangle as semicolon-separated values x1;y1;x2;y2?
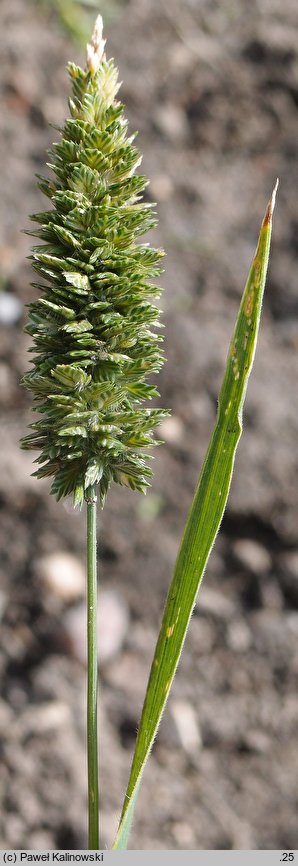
262;178;279;227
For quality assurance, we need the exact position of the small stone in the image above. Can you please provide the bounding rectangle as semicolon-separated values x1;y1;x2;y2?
279;551;298;607
36;552;85;602
172;820;196;847
242;730;271;754
6;815;26;846
197;587;235;620
0;292;22;325
63;590;129;665
153;103;188;143
17;701;71;737
227;620;252;653
98;590;129;663
27;830;54;849
233;539;271;574
159;415;184;444
33;701;72;733
62;604;87;664
286;613;298;635
19;790;45;826
170;699;202;755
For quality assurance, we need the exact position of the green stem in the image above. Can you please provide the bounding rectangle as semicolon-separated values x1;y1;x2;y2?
86;484;99;849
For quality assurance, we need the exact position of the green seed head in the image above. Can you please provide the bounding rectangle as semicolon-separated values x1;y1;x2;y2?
22;16;169;508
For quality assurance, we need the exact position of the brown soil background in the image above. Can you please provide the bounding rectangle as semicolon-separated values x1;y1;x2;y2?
0;0;298;851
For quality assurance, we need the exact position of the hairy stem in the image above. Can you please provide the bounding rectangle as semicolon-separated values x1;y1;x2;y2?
86;484;99;849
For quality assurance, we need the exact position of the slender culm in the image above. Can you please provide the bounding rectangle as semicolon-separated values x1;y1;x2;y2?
86;482;99;848
21;15;168;509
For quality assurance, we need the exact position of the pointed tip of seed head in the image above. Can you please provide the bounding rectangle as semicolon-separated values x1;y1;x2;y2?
86;14;106;74
262;177;279;227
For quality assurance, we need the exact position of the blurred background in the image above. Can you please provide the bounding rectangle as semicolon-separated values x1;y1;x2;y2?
0;0;298;851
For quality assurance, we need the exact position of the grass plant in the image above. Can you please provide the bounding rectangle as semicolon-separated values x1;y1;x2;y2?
22;15;277;850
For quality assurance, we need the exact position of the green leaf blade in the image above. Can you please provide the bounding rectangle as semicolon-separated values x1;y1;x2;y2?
112;182;278;850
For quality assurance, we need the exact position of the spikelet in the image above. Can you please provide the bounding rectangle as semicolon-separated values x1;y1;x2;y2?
21;16;168;508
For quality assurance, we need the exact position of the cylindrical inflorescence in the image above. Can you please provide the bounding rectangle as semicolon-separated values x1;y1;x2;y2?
22;17;168;507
